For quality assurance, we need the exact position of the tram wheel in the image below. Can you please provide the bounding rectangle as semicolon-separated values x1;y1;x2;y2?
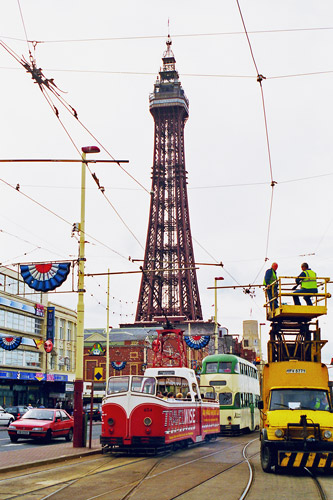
261;443;273;473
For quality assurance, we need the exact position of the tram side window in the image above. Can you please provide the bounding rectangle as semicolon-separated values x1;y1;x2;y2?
156;377;189;398
234;393;241;408
219;392;233;406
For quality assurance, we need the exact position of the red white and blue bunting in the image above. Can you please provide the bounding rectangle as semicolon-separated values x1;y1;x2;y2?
111;361;127;371
20;262;71;292
0;336;22;351
184;335;210;350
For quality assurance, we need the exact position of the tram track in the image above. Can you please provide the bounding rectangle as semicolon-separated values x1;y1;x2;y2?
304;468;328;500
0;436;258;500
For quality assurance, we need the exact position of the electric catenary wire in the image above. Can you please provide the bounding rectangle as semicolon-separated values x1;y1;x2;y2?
235;0;277;276
3;25;333;43
0;38;145;252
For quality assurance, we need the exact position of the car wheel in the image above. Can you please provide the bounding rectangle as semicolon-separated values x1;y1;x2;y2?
66;428;73;442
9;435;18;443
44;430;52;444
7;418;14;427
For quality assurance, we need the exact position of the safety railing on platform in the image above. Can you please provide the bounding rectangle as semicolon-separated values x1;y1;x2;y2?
264;276;331;319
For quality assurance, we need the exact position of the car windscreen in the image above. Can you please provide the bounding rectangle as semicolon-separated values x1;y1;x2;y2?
22;409;54;420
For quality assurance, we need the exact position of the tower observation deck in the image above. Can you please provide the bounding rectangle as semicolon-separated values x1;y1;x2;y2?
135;37;202;324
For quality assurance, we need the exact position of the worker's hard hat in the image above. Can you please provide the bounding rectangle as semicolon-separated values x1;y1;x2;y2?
272;262;278;271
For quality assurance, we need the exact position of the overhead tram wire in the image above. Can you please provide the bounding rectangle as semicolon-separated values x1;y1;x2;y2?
235;0;277;281
0;38;146;251
4;64;333;81
0;39;149;195
4;25;333;44
0;176;128;262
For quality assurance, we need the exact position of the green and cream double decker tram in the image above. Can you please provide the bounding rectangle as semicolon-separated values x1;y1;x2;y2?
200;354;260;434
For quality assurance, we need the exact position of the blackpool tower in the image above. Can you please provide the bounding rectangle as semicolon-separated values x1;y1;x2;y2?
135;37;202;324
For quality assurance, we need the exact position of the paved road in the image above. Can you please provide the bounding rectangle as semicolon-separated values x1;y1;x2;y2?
0;423;101;452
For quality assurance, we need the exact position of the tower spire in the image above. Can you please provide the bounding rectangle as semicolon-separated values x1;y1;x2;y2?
135;42;202;324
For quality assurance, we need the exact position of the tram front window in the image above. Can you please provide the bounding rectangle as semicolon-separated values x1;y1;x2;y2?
107;376;129;394
219;392;233;406
131;376;156;395
206;362;218;374
218;362;232;374
270;389;331;411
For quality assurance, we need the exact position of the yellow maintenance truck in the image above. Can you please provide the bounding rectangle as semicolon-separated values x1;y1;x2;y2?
260;275;333;472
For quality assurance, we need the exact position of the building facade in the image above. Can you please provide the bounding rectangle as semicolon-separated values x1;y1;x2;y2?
0;266;77;408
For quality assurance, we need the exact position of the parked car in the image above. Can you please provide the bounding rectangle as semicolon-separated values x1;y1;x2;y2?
0;406;15;426
84;403;102;421
5;406;28;420
7;408;74;443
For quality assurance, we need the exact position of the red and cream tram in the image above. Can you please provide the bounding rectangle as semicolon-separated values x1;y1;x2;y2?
100;329;220;453
100;366;220;453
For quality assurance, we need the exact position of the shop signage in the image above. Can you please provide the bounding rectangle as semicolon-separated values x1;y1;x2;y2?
0;370;68;381
46;307;55;342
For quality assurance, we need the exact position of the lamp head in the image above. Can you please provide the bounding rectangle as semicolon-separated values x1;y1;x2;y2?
82;146;100;154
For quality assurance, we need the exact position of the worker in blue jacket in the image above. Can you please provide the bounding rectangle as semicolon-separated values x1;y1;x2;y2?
263;262;278;310
292;262;318;306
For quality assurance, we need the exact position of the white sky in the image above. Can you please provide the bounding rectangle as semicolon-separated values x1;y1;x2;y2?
0;1;333;366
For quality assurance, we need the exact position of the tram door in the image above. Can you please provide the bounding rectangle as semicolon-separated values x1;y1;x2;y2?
250;399;254;431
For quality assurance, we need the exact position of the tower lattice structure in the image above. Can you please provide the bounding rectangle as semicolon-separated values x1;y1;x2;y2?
136;38;202;323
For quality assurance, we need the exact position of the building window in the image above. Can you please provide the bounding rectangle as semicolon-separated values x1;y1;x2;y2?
243;339;249;347
67;323;72;341
18;280;25;296
5;276;18;294
34;318;42;335
25;350;41;368
59;319;65;340
58;349;64;370
0;309;5;327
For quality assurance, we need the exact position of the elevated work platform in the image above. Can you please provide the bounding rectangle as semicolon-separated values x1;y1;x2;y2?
264;276;330;321
264;276;330;363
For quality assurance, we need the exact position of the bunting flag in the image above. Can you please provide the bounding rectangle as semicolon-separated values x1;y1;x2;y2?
184;335;210;350
111;361;127;370
34;339;44;349
0;336;22;350
20;262;71;292
0;333;43;349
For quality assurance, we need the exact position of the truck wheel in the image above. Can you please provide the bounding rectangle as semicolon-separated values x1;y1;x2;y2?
261;443;273;473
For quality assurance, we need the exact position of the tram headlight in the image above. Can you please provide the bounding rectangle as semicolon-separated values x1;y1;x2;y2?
108;418;114;426
144;417;152;426
323;430;332;439
275;429;284;438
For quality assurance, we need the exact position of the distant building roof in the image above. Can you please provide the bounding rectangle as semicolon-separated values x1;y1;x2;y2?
84;326;162;343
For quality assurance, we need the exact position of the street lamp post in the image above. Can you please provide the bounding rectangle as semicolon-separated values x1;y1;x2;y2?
106;268;110;383
259;322;265;366
73;146;100;448
214;277;224;354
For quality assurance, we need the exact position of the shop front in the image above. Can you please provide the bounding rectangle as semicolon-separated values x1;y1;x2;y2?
0;370;68;408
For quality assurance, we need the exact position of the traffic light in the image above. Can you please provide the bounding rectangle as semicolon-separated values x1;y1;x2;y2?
254;356;261;366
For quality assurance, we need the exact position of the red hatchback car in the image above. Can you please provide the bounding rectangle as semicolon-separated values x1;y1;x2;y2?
7;408;74;443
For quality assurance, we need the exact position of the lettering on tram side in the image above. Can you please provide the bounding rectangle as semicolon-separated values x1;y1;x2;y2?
162;408;196;428
202;407;220;430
